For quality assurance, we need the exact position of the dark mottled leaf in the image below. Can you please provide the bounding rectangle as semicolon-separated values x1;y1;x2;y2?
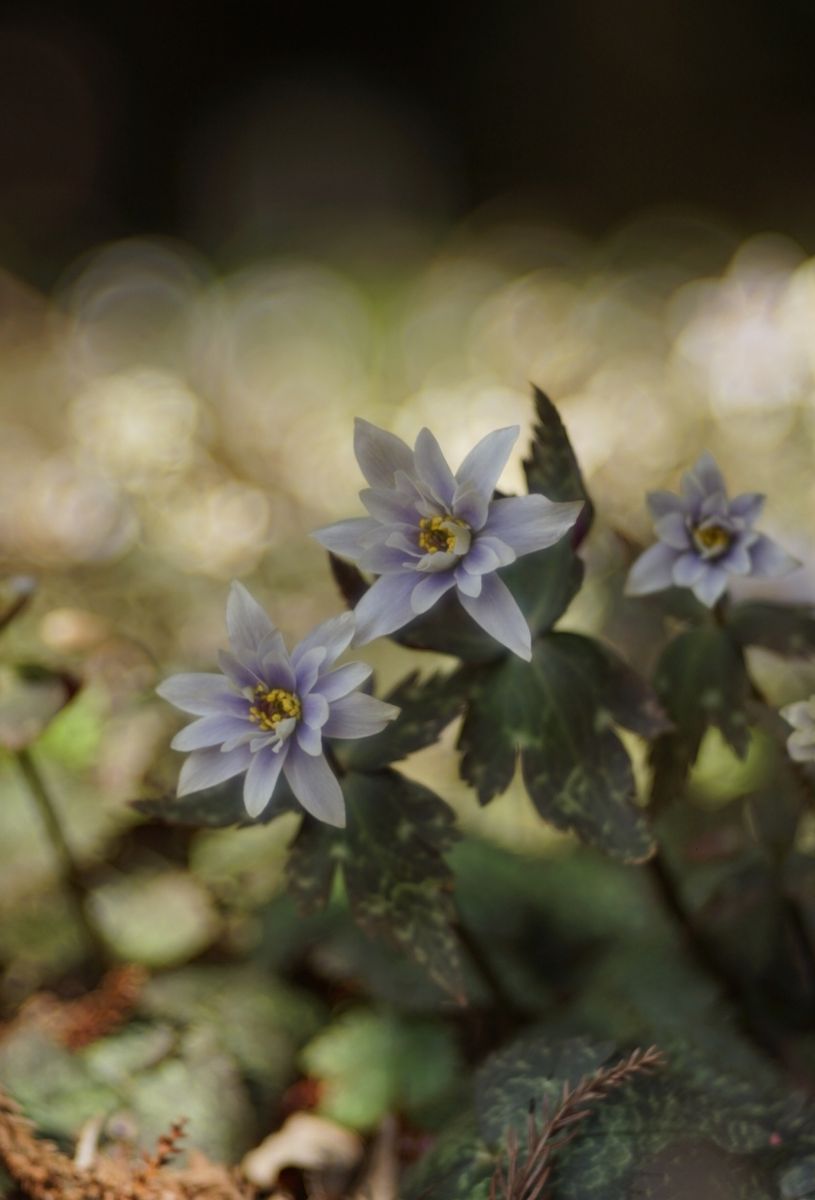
134;774;299;828
649;627;751;812
400;1114;493;1200
0;663;80;751
457;634;654;860
394;587;506;661
499;535;585;638
727;602;815;659
339;670;466;771
523;385;593;543
780;1158;815;1198
475;1033;613;1143
342;770;465;1001
285;813;344;913
285;769;465;999
328;551;369;608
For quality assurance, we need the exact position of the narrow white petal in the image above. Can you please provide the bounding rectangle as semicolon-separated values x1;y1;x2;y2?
354;418;415;488
157;673;242;717
323;691;400;738
227;582;281;655
457;573;531;660
284;747;346;826
311;517;381;560
177;745;251;797
243;745;288;817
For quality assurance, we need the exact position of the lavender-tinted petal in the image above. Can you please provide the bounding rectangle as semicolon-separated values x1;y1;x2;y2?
414;428;456;508
313;661;372;702
303;691;330;728
218;649;264;690
748;534;800;578
171;714;249;752
352;571;418;645
294;647;327;695
457;572;532;660
464;536;516;576
359;541;417;574
386;529;422;556
157;673;242;717
226;582;280;655
410;571;456;614
177;745;252;797
691;565;729;607
729;492;765;524
415;550;458;574
243;744;288;818
354;418;415;489
691;451;727;499
646;490;685;520
482;495;582;557
700;489;729;519
311;516;380;561
625;542;679;595
360;487;418;526
781;701;815;732
453;485;490;530
455;566;482;598
672;553;706;587
454;426;519;498
322;691;400;739
292;611;355;670
722;539;752;575
788;732;815;762
284;745;346;826
654;512;691;550
260;646;296;691
296;721;324;756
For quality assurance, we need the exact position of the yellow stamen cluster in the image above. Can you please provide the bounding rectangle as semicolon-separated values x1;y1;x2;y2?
248;685;301;731
418;515;465;555
692;523;731;557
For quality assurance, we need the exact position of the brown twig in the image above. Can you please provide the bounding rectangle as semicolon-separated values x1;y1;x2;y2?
489;1046;665;1200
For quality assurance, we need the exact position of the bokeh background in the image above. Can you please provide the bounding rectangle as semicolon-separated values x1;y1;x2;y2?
2;0;815;983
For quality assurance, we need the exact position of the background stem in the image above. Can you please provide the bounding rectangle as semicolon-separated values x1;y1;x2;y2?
16;748;107;967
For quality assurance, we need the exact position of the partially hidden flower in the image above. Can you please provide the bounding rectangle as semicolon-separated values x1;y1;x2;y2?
157;583;398;826
781;696;815;763
626;451;799;608
312;420;583;661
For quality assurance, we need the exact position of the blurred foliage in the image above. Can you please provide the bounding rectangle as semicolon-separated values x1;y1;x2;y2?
2;217;815;1199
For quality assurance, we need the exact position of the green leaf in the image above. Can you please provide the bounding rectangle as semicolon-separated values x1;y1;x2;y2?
339;670;466;771
456;634;656;861
727;602;815;658
780;1158;815;1198
649;627;751;811
133;774;298;828
401;1114;493;1200
475;1033;613;1143
523;386;593;540
285;813;344;913
342;771;466;1001
654;628;750;759
286;770;466;1000
300;1009;461;1131
498;535;585;638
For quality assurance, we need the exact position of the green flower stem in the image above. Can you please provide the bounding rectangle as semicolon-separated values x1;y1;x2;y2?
16;747;108;966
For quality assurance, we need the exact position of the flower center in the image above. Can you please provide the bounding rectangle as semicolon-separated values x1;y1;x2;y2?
248;686;301;731
692;522;732;559
418;514;470;555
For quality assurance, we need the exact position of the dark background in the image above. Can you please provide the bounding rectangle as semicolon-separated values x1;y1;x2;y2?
2;0;815;281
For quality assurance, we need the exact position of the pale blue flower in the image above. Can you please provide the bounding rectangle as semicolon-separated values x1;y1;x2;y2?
157;583;398;826
626;451;799;608
312;420;582;661
781;696;815;763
